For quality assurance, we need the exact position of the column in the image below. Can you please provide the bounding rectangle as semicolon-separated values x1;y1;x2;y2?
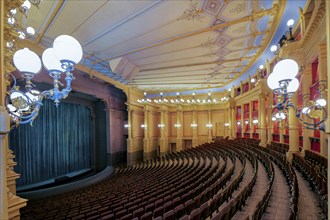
301;64;313;155
318;43;328;157
176;105;183;151
267;93;274;144
279;122;285;143
126;106;136;165
249;101;253;138
287;93;300;163
0;0;9;217
240;105;244;138
159;107;168;156
227;107;231;138
0;108;9;220
259;93;267;146
143;107;150;160
325;0;330;215
208;110;212;142
232;105;236;138
192;105;198;147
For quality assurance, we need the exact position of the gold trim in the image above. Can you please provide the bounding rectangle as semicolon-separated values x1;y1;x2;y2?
36;0;65;43
94;6;278;64
225;2;285;87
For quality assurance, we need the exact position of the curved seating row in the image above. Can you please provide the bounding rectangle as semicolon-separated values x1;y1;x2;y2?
21;138;325;220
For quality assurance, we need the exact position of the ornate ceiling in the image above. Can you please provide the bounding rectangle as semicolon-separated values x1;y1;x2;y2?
26;0;285;93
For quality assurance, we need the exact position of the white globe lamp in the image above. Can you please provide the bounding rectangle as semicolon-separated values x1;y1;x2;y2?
53;35;83;65
13;48;41;74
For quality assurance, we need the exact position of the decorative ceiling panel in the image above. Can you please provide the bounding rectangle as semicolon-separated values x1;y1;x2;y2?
24;0;287;92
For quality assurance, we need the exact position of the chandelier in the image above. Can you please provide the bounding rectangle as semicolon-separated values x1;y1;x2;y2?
267;59;327;130
6;35;83;126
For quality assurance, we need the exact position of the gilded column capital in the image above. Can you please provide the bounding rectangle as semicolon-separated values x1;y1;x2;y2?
258;93;267;99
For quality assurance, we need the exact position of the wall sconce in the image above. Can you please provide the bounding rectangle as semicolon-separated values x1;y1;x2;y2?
124;124;131;128
224;123;229;127
286;19;295;41
245;120;249;125
170;92;185;104
158;124;165;129
252;119;258;125
202;92;216;104
270;45;278;53
191;123;197;128
154;92;168;104
137;92;152;104
174;123;181;128
6;35;83;126
267;59;327;130
141;124;147;128
237;121;241;125
206;123;213;128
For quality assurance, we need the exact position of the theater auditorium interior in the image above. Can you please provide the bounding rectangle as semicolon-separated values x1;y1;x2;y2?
0;0;330;219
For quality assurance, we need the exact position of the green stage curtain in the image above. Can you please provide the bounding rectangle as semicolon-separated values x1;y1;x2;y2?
10;99;93;186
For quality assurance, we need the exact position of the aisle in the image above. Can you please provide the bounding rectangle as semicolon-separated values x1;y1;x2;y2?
261;162;290;220
232;160;269;219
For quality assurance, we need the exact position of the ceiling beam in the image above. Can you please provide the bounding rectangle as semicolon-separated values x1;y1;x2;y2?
36;0;66;43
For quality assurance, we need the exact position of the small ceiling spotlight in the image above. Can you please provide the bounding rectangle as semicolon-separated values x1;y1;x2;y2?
259;65;264;70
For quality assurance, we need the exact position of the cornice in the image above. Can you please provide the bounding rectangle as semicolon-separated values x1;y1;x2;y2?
226;1;286;86
299;0;326;49
234;79;268;105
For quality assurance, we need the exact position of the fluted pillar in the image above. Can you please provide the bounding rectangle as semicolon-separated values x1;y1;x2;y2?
267;93;274;144
301;64;313;155
176;105;183;151
240;105;244;138
143;107;151;160
259;93;267;146
208;110;212;142
318;43;328;157
192;105;198;147
1;1;10;218
287;94;300;163
249;101;253;138
231;105;237;138
325;0;330;215
279;122;285;143
227;106;232;139
0;107;10;220
159;107;169;156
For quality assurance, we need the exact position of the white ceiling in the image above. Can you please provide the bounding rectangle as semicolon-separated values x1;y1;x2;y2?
26;0;280;92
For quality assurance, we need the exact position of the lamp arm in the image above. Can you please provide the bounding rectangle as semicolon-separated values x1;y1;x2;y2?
59;64;75;100
288;102;328;129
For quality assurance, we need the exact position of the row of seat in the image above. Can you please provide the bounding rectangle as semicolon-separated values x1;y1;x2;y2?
235;138;298;219
293;153;328;215
22;144;235;219
21;138;323;220
304;150;327;178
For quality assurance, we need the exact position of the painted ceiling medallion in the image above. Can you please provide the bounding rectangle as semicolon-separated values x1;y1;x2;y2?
177;0;204;21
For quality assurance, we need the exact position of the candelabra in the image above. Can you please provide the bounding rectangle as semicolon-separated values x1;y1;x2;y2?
6;35;83;126
267;59;327;131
